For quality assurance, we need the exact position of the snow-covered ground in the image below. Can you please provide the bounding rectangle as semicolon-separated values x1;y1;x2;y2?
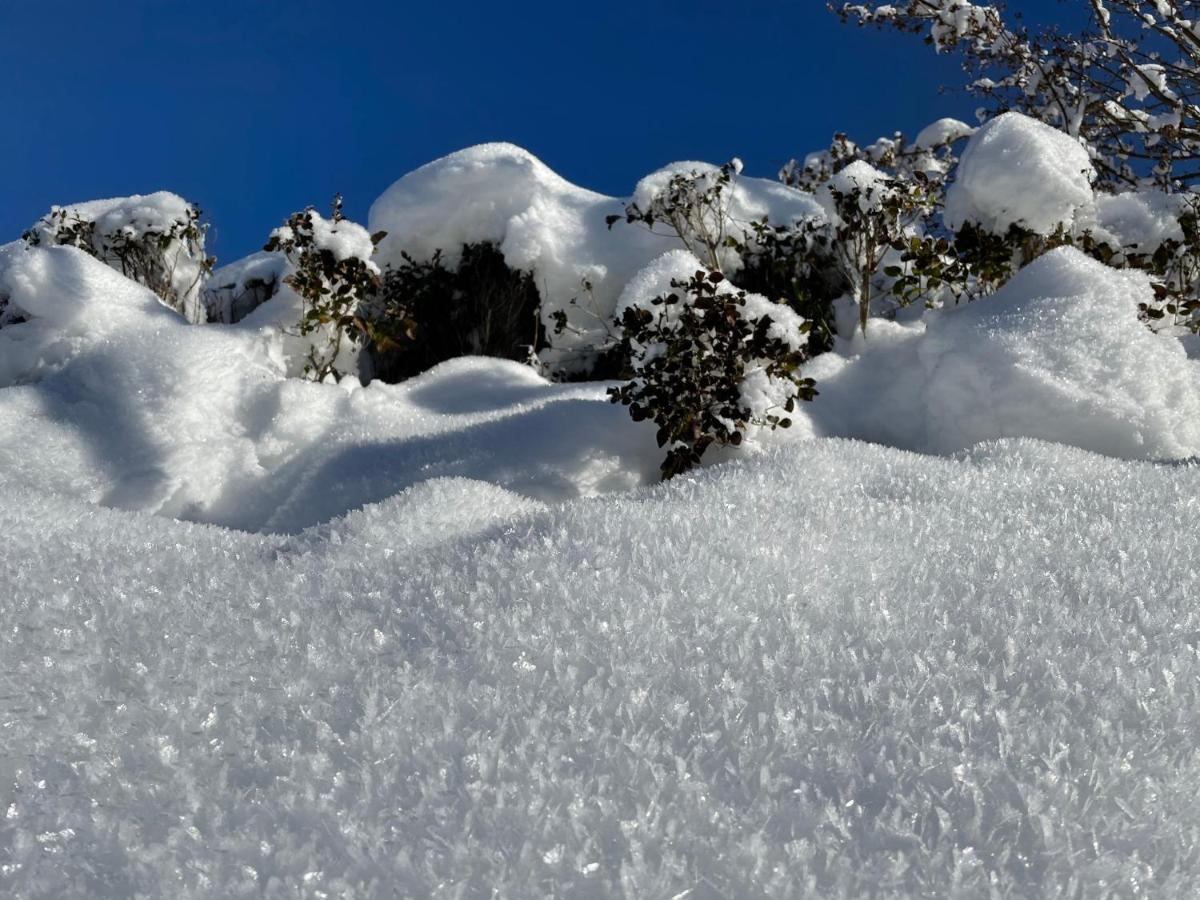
3;439;1199;896
4;129;1200;894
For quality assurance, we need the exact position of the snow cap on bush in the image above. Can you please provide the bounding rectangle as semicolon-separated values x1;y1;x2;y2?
368;143;825;373
24;191;212;323
944;112;1096;236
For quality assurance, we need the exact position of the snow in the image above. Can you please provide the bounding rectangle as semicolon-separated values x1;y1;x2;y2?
944;112;1097;235
913;116;976;149
0;244;658;529
801;247;1200;459
6;135;1200;896
368;143;824;372
24;191;210;323
4;435;1200;896
200;250;287;323
1093;189;1187;252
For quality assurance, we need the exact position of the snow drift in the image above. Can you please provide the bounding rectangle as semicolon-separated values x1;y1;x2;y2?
804;247;1200;459
0;244;659;531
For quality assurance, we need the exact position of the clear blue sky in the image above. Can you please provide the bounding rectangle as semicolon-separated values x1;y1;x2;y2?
2;0;1079;261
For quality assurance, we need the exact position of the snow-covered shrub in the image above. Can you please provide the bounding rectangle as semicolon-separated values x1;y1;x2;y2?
608;160;743;273
370;143;827;376
609;159;843;354
199;251;287;324
22;193;214;322
731;217;842;354
367;242;543;383
817;161;931;334
610;251;816;478
781;118;974;195
263;196;385;382
835;1;1200;190
945;113;1097;238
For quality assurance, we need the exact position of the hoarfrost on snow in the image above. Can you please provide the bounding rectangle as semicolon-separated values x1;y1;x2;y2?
3;437;1200;896
944;111;1097;235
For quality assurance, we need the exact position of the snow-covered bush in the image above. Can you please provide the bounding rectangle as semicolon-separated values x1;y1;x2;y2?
817;161;931;334
608;160;744;273
945;112;1097;238
781;117;974;195
367;242;543;383
610;251;816;478
368;143;663;377
22;193;214;322
731;217;842;355
835;1;1200;190
263;196;384;382
610;159;843;353
370;144;827;377
199;250;287;324
776;119;978;329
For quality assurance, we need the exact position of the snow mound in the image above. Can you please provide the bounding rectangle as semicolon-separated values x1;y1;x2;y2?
24;191;211;323
369;143;824;371
805;247;1200;459
945;112;1096;235
0;244;658;529
3;438;1200;896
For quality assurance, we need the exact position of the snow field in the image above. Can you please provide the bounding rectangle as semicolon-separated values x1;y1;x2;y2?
2;440;1199;896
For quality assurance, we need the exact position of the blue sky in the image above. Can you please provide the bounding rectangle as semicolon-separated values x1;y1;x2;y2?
2;0;1079;260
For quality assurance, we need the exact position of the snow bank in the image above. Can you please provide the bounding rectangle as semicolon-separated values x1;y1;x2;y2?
368;143;824;371
804;247;1200;459
0;244;658;529
945;112;1096;235
3;437;1200;896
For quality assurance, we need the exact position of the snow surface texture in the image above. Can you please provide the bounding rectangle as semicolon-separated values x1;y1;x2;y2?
367;143;825;373
24;191;210;324
804;248;1200;459
3;439;1200;897
944;112;1096;236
